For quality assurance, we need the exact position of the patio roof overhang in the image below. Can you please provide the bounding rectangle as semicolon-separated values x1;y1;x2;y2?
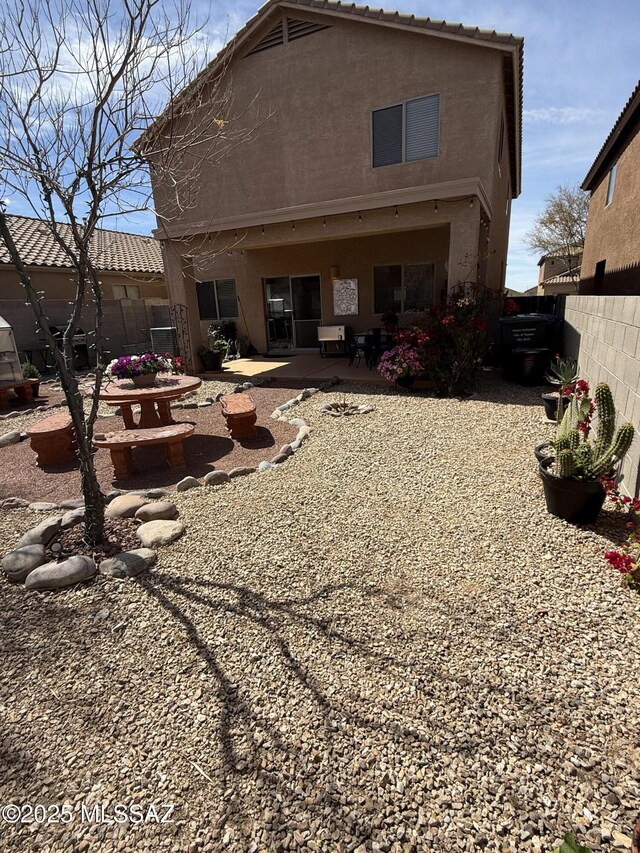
153;177;492;246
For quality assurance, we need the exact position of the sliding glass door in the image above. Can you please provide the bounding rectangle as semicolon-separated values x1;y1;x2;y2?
265;275;321;350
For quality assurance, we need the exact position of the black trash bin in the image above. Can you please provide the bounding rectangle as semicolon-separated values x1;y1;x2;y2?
499;313;562;385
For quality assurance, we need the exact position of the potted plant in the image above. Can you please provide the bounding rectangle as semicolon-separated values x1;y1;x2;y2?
198;327;228;372
105;352;172;385
539;381;635;524
542;355;579;421
22;361;41;396
377;330;427;389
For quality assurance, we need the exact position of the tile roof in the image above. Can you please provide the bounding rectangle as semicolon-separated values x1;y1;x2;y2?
582;79;640;192
0;215;163;275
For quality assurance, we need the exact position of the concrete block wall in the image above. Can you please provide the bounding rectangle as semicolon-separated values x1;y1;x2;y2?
564;295;640;496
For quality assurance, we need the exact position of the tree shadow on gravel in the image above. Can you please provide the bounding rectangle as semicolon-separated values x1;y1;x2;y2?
137;571;434;847
138;572;432;761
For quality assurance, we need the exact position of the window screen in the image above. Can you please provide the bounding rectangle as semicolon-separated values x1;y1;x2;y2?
372;105;403;167
405;95;440;162
216;279;238;318
403;263;434;311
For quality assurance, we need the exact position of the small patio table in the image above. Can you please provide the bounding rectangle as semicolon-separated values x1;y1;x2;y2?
99;375;202;429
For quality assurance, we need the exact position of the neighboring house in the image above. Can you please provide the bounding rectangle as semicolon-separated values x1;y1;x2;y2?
536;252;582;296
0;215;168;360
580;80;640;294
142;0;523;362
0;215;166;301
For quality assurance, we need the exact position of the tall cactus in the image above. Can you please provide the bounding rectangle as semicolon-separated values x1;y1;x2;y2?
551;382;635;480
592;383;615;459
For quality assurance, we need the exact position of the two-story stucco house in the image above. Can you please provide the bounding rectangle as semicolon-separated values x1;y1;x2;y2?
143;0;523;363
580;80;640;295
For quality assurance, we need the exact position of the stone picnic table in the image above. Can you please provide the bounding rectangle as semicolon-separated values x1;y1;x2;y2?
98;375;202;429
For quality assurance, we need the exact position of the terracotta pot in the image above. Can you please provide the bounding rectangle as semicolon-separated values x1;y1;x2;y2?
131;372;158;387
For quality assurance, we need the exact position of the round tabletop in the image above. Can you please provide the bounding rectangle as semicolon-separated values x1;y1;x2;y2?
99;375;202;403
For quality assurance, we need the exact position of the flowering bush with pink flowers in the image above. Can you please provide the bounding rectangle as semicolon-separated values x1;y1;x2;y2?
377;340;425;383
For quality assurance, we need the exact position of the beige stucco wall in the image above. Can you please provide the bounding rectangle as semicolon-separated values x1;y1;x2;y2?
581;127;640;279
0;266;166;301
190;225;450;353
154;12;512;229
564;295;640;496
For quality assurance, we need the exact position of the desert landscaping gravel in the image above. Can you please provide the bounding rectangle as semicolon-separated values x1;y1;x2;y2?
1;374;639;852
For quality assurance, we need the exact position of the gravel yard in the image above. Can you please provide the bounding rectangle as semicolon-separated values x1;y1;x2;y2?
1;374;639;853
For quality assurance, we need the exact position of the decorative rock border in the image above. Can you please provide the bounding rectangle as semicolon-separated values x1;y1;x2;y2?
1;492;183;591
0;377;328;590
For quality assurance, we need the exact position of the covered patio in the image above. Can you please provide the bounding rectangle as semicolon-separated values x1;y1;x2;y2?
204;354;395;385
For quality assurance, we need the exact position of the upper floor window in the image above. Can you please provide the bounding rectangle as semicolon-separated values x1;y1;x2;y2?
196;278;238;321
605;163;617;206
372;94;440;168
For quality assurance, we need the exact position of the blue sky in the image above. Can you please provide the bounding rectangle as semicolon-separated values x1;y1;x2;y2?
5;0;639;291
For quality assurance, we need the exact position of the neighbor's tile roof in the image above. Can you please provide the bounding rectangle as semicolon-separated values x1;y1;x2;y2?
582;79;640;192
0;215;163;275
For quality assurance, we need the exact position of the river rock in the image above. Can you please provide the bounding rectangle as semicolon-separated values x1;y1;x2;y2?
1;497;31;509
99;548;157;578
25;555;97;590
204;470;230;486
278;444;294;458
176;476;200;492
60;508;85;530
59;498;85;509
0;431;21;447
105;494;149;518
135;501;179;522
16;516;62;549
29;502;60;512
2;545;48;582
258;461;274;471
228;466;256;479
270;453;289;465
136;520;185;548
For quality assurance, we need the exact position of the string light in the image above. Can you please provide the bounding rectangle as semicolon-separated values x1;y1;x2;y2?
261;225;265;235
322;217;326;227
434;200;438;213
394;206;398;218
358;211;362;222
292;220;296;231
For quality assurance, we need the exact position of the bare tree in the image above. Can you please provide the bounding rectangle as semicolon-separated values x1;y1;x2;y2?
524;183;589;284
0;0;256;543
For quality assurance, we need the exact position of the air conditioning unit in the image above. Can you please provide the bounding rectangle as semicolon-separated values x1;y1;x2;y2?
150;327;178;355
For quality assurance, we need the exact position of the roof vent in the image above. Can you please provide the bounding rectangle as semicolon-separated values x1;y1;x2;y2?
245;21;285;56
287;18;330;41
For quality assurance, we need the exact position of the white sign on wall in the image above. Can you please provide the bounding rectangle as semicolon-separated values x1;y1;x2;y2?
332;278;359;316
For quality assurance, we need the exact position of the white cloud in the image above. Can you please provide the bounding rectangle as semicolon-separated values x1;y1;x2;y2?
523;107;607;125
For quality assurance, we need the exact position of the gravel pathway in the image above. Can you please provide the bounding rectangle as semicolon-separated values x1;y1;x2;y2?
1;374;639;852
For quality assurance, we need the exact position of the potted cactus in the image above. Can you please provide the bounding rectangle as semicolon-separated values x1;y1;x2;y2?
539;382;635;524
541;355;579;421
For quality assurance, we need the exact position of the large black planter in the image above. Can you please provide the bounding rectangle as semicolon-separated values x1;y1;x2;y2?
539;457;606;524
541;392;570;421
395;374;415;390
199;350;224;372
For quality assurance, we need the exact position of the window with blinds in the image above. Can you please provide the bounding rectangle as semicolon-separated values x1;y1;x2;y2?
374;263;435;313
372;94;440;167
196;279;238;321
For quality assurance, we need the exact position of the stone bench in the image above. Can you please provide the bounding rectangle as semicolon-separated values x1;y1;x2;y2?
220;392;257;439
26;412;76;466
93;422;194;480
0;379;34;410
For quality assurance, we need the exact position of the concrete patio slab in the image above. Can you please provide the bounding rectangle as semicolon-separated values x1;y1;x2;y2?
199;354;392;385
